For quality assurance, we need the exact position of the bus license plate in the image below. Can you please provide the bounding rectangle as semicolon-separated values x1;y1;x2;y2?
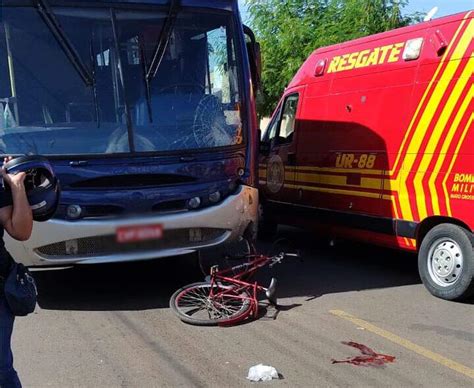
116;224;163;244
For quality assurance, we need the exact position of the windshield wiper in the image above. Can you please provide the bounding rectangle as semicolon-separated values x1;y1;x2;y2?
89;39;100;128
141;0;181;122
147;0;180;81
110;9;135;152
35;0;100;126
36;0;93;86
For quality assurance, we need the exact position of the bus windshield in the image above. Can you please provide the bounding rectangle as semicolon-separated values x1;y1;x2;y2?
0;4;243;155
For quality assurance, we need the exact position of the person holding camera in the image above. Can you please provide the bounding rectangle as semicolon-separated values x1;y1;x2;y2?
0;156;33;388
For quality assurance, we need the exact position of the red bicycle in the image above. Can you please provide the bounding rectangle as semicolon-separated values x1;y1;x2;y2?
169;251;299;326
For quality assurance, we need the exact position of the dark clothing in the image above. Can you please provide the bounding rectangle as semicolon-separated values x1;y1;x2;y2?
0;298;21;388
0;187;21;387
0;187;13;279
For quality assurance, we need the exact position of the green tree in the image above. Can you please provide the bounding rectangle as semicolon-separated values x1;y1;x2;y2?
247;0;420;117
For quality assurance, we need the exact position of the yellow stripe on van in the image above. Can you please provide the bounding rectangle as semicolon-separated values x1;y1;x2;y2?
285;184;385;199
414;49;474;219
414;22;474;219
287;165;386;176
390;12;472;176
429;83;473;215
443;113;474;216
294;173;385;191
398;18;474;221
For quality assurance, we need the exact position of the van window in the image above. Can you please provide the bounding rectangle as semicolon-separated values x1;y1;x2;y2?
264;105;281;142
277;94;298;144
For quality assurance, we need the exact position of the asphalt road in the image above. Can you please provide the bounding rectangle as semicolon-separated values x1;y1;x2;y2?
13;227;474;387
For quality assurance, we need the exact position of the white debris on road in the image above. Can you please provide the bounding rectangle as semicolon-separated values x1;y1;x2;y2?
247;364;280;382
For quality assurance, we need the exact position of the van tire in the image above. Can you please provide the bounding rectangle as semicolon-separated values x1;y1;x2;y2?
418;223;474;301
258;203;277;240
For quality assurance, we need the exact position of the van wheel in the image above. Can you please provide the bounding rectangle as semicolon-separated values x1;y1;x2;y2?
258;203;277;240
418;224;474;301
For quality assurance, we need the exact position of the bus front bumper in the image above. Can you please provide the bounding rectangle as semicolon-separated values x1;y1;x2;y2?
5;186;258;267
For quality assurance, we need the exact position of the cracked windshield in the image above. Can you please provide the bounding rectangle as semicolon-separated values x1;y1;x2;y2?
0;5;243;155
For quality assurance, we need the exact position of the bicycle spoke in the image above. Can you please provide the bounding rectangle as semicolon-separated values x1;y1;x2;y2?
174;283;250;323
184;306;209;316
211;297;245;317
179;293;207;304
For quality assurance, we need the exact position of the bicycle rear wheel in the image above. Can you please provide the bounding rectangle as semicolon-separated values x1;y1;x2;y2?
170;282;252;326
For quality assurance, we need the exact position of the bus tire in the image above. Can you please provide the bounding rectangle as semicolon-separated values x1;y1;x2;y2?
418;223;474;301
258;203;277;240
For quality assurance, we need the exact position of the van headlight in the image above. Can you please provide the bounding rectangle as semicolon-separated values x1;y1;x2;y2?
403;37;423;61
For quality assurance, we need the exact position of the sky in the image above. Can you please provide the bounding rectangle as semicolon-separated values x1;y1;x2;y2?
403;0;474;16
238;0;474;23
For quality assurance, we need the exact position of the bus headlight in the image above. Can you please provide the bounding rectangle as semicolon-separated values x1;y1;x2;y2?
208;191;221;203
66;204;83;220
187;197;201;209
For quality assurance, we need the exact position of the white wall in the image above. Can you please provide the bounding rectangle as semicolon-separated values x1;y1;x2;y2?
259;117;270;135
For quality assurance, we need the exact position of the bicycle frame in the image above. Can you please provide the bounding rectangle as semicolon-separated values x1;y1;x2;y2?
170;250;299;326
207;254;275;325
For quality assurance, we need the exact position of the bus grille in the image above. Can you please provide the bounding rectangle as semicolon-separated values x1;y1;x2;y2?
36;228;226;259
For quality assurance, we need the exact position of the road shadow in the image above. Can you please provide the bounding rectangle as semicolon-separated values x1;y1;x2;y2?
254;226;421;301
34;225;426;312
34;254;203;311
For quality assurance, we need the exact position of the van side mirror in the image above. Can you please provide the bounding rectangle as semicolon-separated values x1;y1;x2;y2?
243;25;262;92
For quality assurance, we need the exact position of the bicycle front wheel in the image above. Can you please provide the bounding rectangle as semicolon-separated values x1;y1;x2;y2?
170;282;252;326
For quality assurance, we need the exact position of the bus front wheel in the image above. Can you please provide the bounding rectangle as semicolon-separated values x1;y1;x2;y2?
418;223;474;301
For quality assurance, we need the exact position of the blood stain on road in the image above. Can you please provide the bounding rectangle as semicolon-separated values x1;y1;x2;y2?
332;341;396;367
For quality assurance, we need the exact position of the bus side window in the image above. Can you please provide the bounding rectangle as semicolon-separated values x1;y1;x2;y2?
277;94;298;144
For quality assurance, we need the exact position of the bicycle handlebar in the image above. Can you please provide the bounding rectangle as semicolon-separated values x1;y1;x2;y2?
268;251;302;268
210;251;302;274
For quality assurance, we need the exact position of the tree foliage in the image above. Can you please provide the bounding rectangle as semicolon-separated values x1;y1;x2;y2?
246;0;421;116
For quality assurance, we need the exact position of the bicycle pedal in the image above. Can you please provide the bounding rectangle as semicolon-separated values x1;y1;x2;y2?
265;277;278;306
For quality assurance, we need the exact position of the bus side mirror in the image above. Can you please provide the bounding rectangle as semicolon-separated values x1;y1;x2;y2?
254;42;262;83
243;25;261;92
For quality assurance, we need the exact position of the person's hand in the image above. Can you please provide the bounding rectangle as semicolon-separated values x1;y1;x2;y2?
1;156;26;190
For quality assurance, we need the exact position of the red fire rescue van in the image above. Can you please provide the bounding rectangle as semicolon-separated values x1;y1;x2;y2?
259;11;473;300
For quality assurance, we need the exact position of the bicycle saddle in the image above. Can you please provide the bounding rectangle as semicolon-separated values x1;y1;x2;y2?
266;277;278;306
